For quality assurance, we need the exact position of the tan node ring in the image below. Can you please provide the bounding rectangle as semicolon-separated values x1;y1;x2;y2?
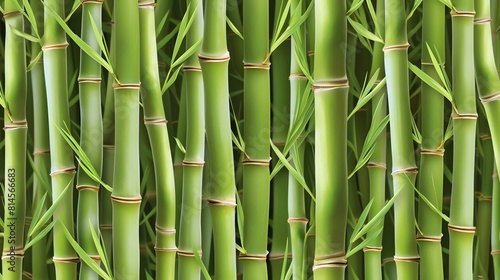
206;199;237;207
155;224;176;235
100;224;112;230
138;1;156;8
312;79;349;92
144;117;168;125
474;18;492;24
382;257;394;265
110;195;142;204
393;256;420;262
287;217;309;224
154;246;178;253
268;253;293;261
183;160;205;167
383;43;410;52
313;255;348;271
480;92;500;103
50;166;77;176
307;51;315;56
289;73;307;80
367;162;387;169
76;185;100;192
78;78;102;84
113;83;141;90
2;248;25;259
103;145;115;150
373;79;383;86
491;250;500;256
242;157;272;166
477;194;493;201
363;246;383;252
41;42;70;52
177;250;202;257
416;234;443;243
448;224;476;234
4;120;28;131
420;149;445;156
244;62;271;70
451;113;478;120
450;11;476;17
391;166;418;176
480;133;492;140
272;140;285;147
239;251;268;261
3;11;21;19
81;0;104;4
33;149;50;156
52;257;81;263
183;66;202;72
199;52;231;62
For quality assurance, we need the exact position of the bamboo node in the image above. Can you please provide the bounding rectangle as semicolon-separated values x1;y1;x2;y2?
478;195;492;201
451;113;478;120
138;1;156;8
33;149;50;156
3;11;21;18
4;120;28;130
113;83;141;90
383;43;410;52
382;257;394;265
50;166;76;176
307;50;315;56
491;250;500;255
474;18;492;24
2;248;25;258
22;271;33;279
177;250;202;257
182;160;205;167
81;0;104;4
52;257;80;263
420;149;445;156
155;224;176;235
199;52;231;62
239;251;268;261
480;92;500;103
100;224;112;230
450;11;476;17
493;172;499;178
243;62;271;70
391;166;418;175
207;198;237;207
416;234;443;242
158;62;167;68
363;246;383;252
313;255;348;271
480;133;492;140
110;195;142;204
366;162;387;169
287;217;309;224
448;224;476;233
393;256;420;262
89;255;102;262
76;185;100;192
183;66;202;72
268;253;292;260
154;246;178;253
373;80;383;86
242;157;272;166
78;78;102;84
41;42;70;51
144;117;168;125
272;140;286;147
313;79;349;92
103;145;115;150
289;73;307;80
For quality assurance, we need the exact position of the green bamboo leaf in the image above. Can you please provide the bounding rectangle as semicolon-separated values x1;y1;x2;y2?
8;25;39;42
193;250;212;280
161;64;183;93
408;62;452;102
58;221;112;280
0;82;6;109
352;188;402;242
235;188;245;250
346;227;383;258
347;0;364;16
27;50;43;72
271;140;316;202
89;223;113;277
411;116;422;144
24;220;55;250
227;16;243;40
156;10;170;37
89;13;112;69
270;0;312;54
364;0;381;39
406;174;450;222
27;153;51;194
42;0;114;75
139;206;157;226
280;239;290;280
28;180;72;237
172;3;198;63
146;272;154;280
349;200;374;243
406;0;423;20
157;24;181;50
425;43;451;93
171;38;202;68
271;0;292;49
347;17;383;43
6;0;28;18
23;0;39;38
174;137;186;154
65;0;82;21
27;192;48;237
437;0;453;9
443;117;453;143
348;77;385;120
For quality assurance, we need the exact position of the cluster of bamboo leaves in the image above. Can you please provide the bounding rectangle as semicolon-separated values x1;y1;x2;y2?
0;0;500;279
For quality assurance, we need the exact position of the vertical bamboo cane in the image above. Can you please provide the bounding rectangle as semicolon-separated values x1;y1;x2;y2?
44;0;78;277
492;169;500;278
199;0;237;278
384;0;419;278
313;0;349;278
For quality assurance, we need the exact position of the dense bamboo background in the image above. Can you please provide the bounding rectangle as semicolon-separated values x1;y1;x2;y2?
0;0;500;279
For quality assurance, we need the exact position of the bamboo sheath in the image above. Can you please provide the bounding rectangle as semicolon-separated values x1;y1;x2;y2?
3;0;27;279
200;1;237;279
43;0;78;278
384;0;420;278
313;0;349;278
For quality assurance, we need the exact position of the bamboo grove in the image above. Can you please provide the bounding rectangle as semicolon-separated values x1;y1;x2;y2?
2;0;500;279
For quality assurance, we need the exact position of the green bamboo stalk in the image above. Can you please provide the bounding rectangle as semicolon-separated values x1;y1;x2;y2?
269;36;291;280
313;0;349;278
417;0;445;278
240;0;271;279
364;1;386;278
475;117;493;279
3;0;27;278
384;0;419;277
492;169;500;278
177;0;205;278
138;1;178;278
29;0;50;278
76;1;104;278
43;0;78;277
199;0;237;278
201;146;213;274
112;0;141;278
174;80;187;235
448;0;477;278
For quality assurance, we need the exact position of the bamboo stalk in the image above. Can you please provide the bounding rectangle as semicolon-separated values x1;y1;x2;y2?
492;169;500;278
313;0;349;278
43;0;78;277
76;1;104;278
112;0;141;278
384;0;419;277
177;0;204;278
3;0;27;278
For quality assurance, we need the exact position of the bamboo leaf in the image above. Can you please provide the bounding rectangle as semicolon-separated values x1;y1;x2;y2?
89;223;113;277
23;0;39;38
408;62;452;102
174;137;186;154
65;0;82;21
437;0;453;9
406;174;450;222
161;64;183;93
271;0;292;49
227;16;243;40
8;25;39;42
270;0;312;54
58;221;112;280
157;24;181;50
280;239;290;280
156;10;170;38
347;0;364;16
411;116;422;144
193;250;212;280
348;76;385;120
24;220;55;250
346;227;383;258
235;188;245;250
364;0;381;39
171;38;202;68
425;43;451;94
347;17;383;43
27;50;43;72
88;13;112;69
349;200;374;244
406;0;423;20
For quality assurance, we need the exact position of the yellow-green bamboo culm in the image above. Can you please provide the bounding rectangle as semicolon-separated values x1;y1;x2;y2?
384;0;419;277
313;0;349;278
241;0;271;278
44;0;78;277
3;0;27;278
76;1;104;278
177;0;205;278
200;0;237;278
417;0;445;278
112;0;141;278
